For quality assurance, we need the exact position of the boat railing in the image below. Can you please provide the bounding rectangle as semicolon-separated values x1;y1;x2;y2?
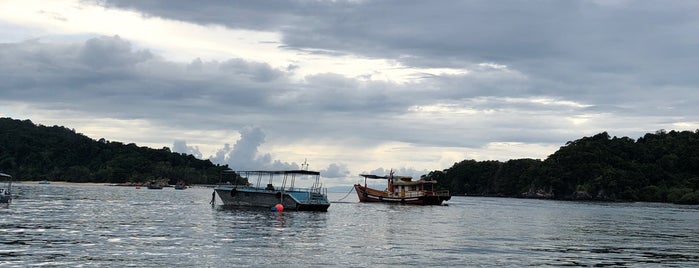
393;190;450;198
252;185;324;194
426;190;450;196
403;191;423;198
431;190;450;197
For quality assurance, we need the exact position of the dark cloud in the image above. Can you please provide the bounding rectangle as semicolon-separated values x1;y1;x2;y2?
4;1;699;181
95;0;699;106
80;35;153;68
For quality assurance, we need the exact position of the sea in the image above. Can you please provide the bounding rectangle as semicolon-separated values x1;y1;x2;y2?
1;183;698;267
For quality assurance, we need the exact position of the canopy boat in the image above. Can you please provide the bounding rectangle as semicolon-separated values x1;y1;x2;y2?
355;172;451;205
214;170;330;212
1;172;12;204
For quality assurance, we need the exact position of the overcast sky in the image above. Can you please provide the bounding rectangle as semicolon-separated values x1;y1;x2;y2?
1;0;698;186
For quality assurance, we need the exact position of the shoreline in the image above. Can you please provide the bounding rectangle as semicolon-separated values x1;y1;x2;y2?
15;181;211;188
16;181;110;186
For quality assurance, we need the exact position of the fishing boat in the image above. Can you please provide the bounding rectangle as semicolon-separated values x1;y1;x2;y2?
174;180;187;190
213;170;330;212
354;172;451;205
146;180;163;189
1;172;12;204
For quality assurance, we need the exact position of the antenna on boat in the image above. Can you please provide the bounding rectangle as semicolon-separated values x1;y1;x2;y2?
302;159;309;170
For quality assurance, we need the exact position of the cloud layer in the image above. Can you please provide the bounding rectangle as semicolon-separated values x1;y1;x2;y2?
2;0;698;185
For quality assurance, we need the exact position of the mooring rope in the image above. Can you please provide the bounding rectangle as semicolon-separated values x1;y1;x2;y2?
332;187;355;202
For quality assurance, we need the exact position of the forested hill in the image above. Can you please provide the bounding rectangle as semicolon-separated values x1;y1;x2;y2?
0;117;229;184
2;117;698;204
428;131;699;204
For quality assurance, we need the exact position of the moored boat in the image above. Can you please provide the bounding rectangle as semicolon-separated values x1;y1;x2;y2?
174;180;187;190
214;170;330;212
146;180;164;189
1;172;13;204
354;172;451;205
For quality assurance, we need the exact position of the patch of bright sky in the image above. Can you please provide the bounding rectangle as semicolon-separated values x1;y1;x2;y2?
0;0;467;83
408;104;490;115
672;122;699;130
474;142;558;161
408;97;590;116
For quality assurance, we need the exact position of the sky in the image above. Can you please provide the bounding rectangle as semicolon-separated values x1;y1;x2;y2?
1;0;698;187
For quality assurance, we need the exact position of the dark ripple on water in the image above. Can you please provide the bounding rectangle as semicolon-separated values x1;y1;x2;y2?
1;183;698;267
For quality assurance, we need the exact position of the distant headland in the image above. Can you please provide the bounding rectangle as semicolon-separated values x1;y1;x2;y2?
2;117;698;204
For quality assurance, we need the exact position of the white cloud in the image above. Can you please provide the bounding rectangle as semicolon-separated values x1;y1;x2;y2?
2;0;699;187
172;140;202;159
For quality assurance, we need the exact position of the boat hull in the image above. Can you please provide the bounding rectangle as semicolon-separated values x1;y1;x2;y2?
354;184;451;205
214;187;330;212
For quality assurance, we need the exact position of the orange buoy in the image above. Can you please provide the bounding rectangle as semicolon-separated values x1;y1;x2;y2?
271;203;284;212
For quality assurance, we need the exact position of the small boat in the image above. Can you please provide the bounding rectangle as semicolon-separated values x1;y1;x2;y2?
214;170;331;211
146;180;163;189
0;172;12;204
174;180;187;190
38;180;50;184
354;171;451;205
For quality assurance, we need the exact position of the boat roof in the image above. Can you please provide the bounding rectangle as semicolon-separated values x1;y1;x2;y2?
359;174;412;180
393;179;437;185
228;170;320;175
0;173;11;178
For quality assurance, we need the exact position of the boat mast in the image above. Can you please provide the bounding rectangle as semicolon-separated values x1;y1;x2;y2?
301;159;309;170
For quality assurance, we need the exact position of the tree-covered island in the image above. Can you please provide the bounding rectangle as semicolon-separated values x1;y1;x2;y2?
1;117;698;204
0;118;231;185
428;131;699;204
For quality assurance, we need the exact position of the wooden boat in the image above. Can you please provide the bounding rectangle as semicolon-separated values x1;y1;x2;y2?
214;170;330;212
354;172;451;205
0;172;12;204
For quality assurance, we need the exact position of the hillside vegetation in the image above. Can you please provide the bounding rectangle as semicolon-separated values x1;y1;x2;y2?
0;118;230;185
2;117;698;203
428;131;699;204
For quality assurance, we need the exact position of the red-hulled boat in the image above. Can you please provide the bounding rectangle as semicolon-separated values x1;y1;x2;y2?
354;172;450;205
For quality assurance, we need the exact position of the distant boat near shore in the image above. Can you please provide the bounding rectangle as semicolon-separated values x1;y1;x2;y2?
174;180;187;190
1;172;13;204
146;180;163;189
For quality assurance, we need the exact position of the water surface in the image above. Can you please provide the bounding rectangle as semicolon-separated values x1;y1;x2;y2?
1;183;697;267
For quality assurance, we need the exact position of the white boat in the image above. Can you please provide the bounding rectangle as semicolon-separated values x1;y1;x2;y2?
0;172;12;204
213;170;330;211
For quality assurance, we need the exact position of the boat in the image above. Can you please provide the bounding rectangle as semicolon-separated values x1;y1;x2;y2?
174;180;187;190
0;172;12;204
354;171;451;205
146;180;163;189
38;180;50;184
213;170;331;212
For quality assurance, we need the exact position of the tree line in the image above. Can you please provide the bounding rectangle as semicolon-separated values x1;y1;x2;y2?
0;118;234;185
2;117;698;203
427;130;699;204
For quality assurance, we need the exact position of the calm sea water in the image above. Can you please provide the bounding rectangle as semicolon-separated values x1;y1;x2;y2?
1;183;698;267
